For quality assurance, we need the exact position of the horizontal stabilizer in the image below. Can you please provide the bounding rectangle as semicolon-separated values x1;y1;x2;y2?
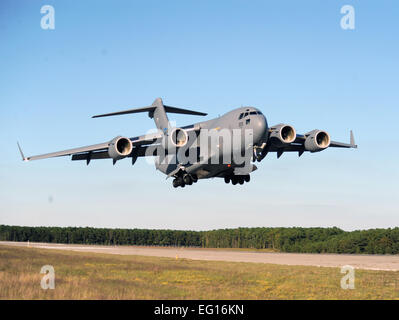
164;105;207;116
92;106;154;118
92;102;207;118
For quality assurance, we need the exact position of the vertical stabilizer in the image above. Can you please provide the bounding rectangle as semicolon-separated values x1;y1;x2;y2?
151;98;169;132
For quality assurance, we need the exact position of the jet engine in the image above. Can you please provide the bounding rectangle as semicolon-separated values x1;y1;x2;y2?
162;128;188;152
304;130;331;152
269;124;296;145
108;136;133;160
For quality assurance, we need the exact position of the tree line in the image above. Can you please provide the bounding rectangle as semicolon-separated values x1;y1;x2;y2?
1;225;398;254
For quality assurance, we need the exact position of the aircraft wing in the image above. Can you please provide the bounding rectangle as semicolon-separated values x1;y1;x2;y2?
293;130;357;149
267;130;357;158
18;132;163;162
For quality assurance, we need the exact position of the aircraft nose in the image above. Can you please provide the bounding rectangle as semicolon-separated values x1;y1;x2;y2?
253;116;267;143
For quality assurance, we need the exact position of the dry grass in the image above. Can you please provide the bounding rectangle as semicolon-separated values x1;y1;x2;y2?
0;245;398;299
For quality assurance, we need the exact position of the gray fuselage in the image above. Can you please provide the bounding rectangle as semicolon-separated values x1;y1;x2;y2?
155;107;268;179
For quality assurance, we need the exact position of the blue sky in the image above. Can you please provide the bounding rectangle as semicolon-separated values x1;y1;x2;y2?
0;0;398;231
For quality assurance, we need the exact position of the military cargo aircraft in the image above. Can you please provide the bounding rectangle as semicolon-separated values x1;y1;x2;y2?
18;98;357;188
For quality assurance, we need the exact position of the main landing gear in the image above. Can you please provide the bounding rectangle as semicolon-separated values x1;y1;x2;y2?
173;174;198;188
224;174;250;185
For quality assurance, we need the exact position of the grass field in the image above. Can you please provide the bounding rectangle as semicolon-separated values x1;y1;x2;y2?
0;245;398;299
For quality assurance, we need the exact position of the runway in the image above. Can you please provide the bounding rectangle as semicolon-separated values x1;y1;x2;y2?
1;241;399;271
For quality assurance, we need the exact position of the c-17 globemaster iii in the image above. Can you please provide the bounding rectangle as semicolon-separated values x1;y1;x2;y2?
18;98;357;188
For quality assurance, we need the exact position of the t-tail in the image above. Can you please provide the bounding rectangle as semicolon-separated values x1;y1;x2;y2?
92;98;207;133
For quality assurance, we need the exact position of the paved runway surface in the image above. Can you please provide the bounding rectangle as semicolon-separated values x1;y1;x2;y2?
1;241;399;271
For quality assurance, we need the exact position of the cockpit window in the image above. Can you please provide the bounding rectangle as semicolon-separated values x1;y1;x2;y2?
240;111;261;119
246;119;250;125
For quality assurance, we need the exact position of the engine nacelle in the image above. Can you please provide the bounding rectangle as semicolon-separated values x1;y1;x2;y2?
269;123;296;145
162;128;188;152
304;130;331;152
108;136;133;160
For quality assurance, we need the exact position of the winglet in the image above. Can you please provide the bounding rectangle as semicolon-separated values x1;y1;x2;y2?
17;142;29;161
350;130;357;148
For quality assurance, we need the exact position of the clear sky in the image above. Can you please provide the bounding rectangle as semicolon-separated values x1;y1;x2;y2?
0;0;398;231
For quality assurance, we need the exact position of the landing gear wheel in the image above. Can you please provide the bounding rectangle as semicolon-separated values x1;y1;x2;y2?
238;177;244;185
191;174;198;183
173;177;184;188
244;175;250;183
224;176;230;184
231;177;238;185
183;174;192;185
